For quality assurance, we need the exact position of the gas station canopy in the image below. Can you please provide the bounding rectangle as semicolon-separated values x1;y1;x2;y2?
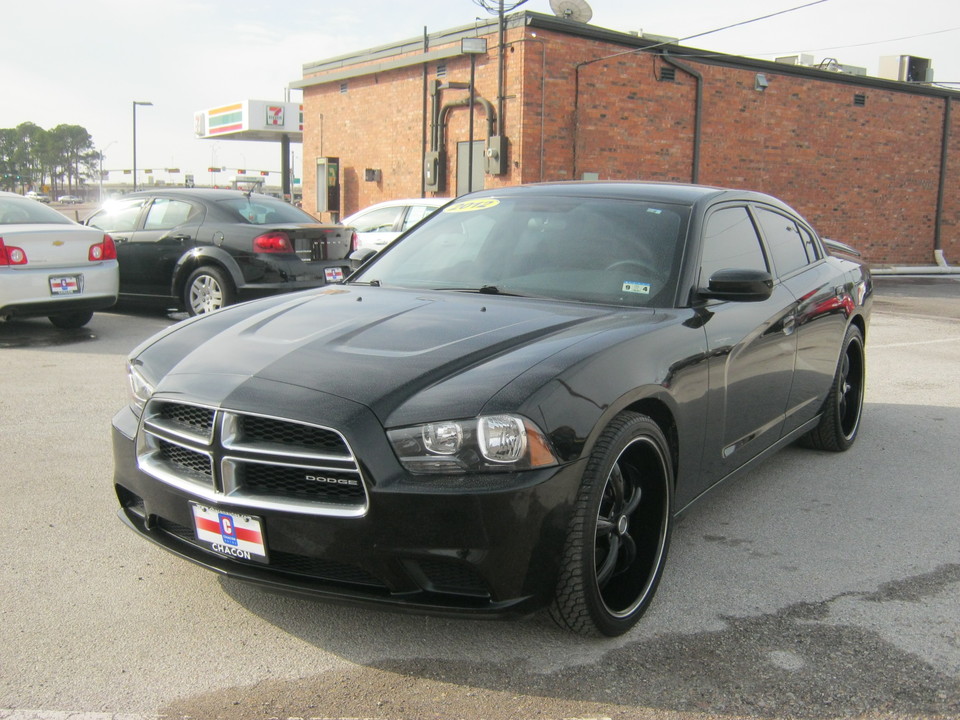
194;100;303;143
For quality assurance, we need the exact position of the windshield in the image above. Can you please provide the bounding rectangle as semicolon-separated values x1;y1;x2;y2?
352;194;690;308
0;196;73;225
217;196;322;225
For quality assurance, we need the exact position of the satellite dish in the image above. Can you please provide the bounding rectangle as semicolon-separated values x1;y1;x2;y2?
550;0;593;23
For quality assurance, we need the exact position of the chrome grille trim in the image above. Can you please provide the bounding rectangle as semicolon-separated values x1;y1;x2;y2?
136;399;368;518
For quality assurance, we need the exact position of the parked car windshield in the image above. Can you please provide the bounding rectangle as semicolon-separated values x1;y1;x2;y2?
216;196;321;225
352;194;690;308
0;196;73;225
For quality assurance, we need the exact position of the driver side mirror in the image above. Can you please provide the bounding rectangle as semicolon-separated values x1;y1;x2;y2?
699;268;773;302
349;247;377;271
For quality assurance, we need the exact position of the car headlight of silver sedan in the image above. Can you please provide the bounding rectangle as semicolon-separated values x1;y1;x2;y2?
388;414;559;474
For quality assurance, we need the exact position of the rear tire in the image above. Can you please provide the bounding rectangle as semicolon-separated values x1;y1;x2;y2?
551;412;673;637
802;324;865;451
184;266;235;316
48;311;93;329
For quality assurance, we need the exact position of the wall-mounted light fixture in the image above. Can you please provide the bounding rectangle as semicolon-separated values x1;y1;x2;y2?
364;168;382;182
755;73;769;91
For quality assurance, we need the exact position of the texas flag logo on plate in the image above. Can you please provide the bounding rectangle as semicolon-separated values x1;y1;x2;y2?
191;504;268;564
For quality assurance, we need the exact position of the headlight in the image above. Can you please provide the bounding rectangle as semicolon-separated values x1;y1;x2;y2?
388;414;559;474
126;361;155;415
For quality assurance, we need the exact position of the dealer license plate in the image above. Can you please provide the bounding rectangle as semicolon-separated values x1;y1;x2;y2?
49;275;82;295
324;266;345;283
190;504;268;564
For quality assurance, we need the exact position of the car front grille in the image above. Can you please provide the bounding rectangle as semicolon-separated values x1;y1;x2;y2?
137;400;367;517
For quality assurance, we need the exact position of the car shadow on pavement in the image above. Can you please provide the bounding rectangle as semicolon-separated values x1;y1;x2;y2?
167;400;960;720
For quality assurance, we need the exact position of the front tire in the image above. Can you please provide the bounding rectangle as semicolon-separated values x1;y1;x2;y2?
48;311;93;329
184;266;235;316
551;412;673;637
802;324;865;451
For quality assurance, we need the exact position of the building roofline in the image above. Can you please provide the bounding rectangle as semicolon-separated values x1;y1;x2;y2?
291;10;959;100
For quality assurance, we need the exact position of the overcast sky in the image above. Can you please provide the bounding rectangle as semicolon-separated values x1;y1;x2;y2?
3;0;958;182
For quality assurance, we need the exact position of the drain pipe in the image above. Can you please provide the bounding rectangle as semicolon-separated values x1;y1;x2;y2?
660;52;703;184
933;95;952;264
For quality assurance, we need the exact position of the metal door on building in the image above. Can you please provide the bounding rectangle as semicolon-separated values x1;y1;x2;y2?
456;141;485;197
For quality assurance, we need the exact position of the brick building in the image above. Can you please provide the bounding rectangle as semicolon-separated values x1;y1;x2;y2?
291;11;958;266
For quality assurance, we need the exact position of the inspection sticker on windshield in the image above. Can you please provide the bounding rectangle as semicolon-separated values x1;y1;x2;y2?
623;281;651;295
191;504;268;564
444;198;500;213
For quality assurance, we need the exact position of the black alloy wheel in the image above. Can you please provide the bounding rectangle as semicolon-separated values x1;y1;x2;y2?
802;324;865;452
551;411;673;637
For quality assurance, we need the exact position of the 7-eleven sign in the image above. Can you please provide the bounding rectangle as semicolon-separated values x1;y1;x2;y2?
266;105;284;126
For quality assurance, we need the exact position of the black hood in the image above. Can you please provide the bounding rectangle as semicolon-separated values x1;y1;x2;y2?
141;287;662;423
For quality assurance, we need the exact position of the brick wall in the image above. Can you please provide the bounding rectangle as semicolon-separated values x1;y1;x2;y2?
300;24;958;265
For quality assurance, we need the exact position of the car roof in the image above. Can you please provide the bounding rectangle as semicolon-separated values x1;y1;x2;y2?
463;181;771;206
344;197;450;218
120;188;282;201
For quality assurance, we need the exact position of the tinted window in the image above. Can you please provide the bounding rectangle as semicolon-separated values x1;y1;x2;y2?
755;207;814;277
699;206;767;286
86;198;148;232
217;196;321;225
354;195;690;308
143;199;199;231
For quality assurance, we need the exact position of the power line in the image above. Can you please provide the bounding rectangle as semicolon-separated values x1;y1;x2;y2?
743;25;960;58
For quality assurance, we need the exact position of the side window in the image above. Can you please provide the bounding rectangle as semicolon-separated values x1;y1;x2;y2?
143;199;197;231
351;206;403;233
755;207;813;277
699;206;767;287
797;224;822;263
86;198;147;233
400;204;440;232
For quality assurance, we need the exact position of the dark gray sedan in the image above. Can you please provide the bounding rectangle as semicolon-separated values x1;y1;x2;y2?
85;189;356;315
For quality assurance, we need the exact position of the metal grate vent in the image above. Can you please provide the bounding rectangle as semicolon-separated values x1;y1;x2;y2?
853;93;866;106
659;66;676;82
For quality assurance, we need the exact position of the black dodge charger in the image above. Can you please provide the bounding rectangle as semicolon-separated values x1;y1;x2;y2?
112;182;871;636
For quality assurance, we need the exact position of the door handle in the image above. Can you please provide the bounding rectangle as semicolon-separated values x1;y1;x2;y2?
782;314;796;335
113;235;130;243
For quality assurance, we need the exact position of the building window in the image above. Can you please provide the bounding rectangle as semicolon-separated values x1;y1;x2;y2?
853;93;866;106
340;82;349;94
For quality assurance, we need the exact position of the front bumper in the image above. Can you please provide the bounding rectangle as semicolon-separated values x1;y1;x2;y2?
112;404;584;617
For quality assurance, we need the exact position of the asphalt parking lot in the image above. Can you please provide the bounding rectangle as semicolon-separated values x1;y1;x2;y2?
0;276;958;720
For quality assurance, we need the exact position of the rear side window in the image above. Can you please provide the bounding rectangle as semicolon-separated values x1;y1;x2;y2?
143;199;199;230
755;207;818;277
400;204;441;232
699;206;767;286
351;206;403;233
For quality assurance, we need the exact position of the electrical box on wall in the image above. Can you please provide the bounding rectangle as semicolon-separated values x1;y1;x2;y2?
485;136;507;175
424;151;443;192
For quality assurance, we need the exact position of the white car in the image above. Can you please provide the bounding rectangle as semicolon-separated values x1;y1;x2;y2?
1;191;119;328
343;197;448;252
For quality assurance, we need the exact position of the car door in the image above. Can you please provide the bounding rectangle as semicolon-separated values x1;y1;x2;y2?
119;197;204;297
696;204;799;485
753;205;847;435
85;197;149;296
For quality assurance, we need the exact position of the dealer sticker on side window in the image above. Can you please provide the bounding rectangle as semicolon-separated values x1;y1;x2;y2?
191;503;268;564
622;281;651;295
